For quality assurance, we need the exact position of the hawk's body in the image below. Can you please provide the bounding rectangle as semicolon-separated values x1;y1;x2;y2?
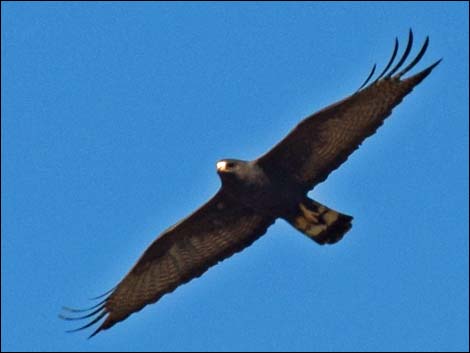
62;31;440;337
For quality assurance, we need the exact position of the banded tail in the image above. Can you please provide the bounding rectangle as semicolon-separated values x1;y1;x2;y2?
285;198;353;245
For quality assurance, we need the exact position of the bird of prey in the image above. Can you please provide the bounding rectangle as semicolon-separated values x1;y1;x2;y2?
61;30;440;337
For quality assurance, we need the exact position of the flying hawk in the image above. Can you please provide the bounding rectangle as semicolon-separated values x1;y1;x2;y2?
61;30;440;337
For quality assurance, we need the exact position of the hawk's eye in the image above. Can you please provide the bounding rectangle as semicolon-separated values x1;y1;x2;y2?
226;162;235;169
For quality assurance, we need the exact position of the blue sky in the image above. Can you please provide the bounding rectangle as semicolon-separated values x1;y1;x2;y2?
2;2;468;352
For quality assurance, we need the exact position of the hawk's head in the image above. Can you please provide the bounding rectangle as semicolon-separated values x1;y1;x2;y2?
216;159;267;188
216;159;242;174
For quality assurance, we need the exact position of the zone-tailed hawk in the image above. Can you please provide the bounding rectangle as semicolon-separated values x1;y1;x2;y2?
61;30;440;337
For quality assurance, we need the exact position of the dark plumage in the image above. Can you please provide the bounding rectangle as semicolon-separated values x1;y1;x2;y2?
61;30;440;337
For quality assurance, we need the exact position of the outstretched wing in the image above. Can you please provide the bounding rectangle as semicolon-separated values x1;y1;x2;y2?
62;190;275;337
256;30;441;190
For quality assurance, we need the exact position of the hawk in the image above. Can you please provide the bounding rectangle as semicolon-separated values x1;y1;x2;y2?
61;30;440;337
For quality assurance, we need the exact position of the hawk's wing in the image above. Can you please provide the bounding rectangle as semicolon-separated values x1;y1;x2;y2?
256;31;440;190
64;190;275;337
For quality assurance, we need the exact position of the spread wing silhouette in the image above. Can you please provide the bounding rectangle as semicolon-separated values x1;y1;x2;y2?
257;30;440;190
62;190;275;337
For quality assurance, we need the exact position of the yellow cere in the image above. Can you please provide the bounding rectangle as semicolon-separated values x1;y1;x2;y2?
217;161;227;171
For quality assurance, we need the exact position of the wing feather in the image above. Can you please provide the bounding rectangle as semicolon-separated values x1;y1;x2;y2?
256;33;440;190
64;190;275;336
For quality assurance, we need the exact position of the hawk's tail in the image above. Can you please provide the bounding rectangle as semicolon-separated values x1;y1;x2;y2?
284;197;353;245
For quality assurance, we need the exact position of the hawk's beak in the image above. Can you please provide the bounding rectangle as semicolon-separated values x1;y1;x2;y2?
217;161;227;172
